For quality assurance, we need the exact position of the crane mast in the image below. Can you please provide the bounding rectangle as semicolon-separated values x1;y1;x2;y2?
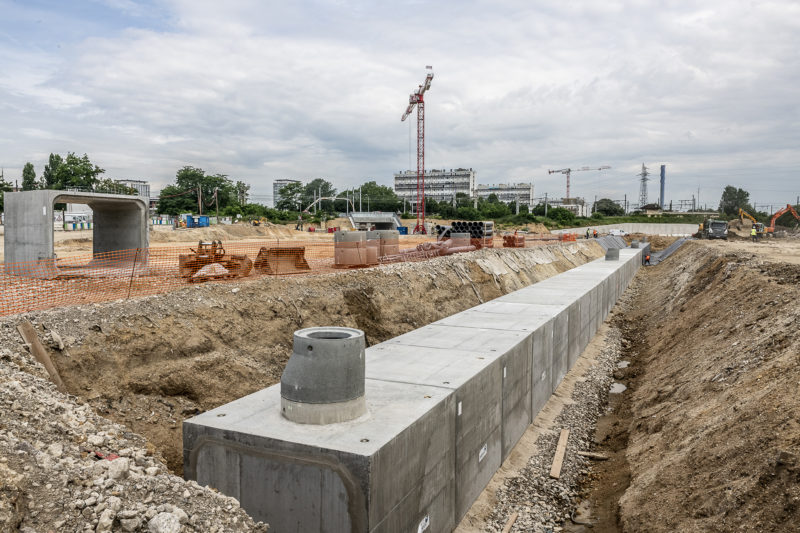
401;66;434;234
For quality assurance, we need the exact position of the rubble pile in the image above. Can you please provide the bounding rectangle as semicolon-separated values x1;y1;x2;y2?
0;349;267;532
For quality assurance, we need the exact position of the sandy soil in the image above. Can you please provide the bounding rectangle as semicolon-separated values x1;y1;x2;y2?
0;242;604;476
572;239;800;532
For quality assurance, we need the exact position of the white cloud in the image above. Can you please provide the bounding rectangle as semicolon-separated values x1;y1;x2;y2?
0;0;797;207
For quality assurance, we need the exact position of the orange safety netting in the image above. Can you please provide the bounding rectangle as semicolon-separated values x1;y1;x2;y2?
0;234;571;316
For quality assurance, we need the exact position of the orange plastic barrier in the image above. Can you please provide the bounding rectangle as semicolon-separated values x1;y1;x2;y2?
0;234;572;316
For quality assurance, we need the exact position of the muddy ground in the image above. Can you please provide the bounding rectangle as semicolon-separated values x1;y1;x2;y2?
571;239;800;532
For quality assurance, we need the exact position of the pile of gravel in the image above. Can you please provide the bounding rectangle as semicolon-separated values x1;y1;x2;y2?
484;288;637;532
0;348;267;532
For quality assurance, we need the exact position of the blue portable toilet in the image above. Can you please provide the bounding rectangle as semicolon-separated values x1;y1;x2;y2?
397;226;409;235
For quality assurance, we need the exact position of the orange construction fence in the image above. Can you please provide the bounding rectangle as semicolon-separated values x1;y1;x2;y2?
0;234;573;316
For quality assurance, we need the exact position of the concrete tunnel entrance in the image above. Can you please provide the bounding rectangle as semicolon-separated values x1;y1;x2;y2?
3;190;149;275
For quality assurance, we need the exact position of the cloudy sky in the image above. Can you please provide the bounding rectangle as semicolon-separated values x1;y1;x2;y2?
1;0;798;210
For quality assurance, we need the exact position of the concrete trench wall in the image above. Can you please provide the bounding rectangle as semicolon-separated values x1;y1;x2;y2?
183;246;646;533
551;222;697;236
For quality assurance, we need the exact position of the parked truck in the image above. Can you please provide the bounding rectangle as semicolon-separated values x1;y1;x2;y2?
698;218;729;240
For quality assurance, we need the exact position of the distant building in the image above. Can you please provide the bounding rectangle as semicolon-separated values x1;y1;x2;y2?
273;179;302;208
476;182;534;207
394;168;476;210
548;197;591;217
115;179;150;198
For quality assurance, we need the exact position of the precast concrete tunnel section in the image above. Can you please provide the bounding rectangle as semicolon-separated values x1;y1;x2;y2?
4;190;149;274
183;242;648;533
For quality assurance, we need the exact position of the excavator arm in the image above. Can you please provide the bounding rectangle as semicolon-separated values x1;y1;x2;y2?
766;204;800;234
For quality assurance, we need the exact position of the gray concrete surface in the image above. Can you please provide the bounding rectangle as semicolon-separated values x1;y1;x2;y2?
3;190;148;267
184;245;645;532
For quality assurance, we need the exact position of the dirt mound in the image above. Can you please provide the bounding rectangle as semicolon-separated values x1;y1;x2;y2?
623;233;677;251
0;242;605;475
593;241;800;532
150;223;334;242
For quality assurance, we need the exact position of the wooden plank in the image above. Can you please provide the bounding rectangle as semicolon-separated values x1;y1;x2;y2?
549;428;570;479
577;451;610;461
17;320;66;392
501;511;518;533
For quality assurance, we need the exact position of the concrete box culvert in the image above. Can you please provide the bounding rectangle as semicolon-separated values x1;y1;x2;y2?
630;240;640;248
605;248;620;261
280;327;367;424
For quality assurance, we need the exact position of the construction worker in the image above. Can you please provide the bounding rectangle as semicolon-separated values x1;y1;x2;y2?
593;228;598;238
644;253;651;266
751;225;758;242
586;227;591;239
295;214;303;231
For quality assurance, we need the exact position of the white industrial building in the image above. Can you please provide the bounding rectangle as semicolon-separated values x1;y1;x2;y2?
393;168;476;209
475;182;534;207
115;179;150;198
548;197;591;217
272;179;302;208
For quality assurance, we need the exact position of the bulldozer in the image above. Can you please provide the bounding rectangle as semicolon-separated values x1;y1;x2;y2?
178;241;253;282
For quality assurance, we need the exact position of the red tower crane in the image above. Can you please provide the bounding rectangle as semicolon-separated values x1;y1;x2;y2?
402;66;434;234
548;165;611;199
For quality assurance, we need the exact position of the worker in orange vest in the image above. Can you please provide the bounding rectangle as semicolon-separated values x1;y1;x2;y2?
593;229;598;238
644;253;651;265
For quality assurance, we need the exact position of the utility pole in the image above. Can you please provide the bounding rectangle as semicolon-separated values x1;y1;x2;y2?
197;187;202;215
624;194;627;214
359;187;362;212
515;196;520;215
544;192;548;217
215;187;219;223
593;195;597;214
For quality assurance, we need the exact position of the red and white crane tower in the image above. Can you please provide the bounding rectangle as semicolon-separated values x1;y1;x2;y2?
401;66;434;234
548;165;611;199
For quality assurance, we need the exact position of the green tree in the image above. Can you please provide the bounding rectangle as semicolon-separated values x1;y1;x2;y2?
341;181;400;212
303;178;337;211
479;201;511;219
41;153;63;189
156;184;196;215
594;198;624;216
235;181;250;205
39;152;104;190
175;166;237;212
718;186;752;216
456;206;480;220
276;182;305;211
0;172;12;212
21;162;37;190
547;207;576;225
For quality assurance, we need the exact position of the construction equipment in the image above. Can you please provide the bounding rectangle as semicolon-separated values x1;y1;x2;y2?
254;247;311;275
548;166;611;200
401;66;434;234
697;218;729;240
179;241;253;282
766;204;800;235
738;208;765;236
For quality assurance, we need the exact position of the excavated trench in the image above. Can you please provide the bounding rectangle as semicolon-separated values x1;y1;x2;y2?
567;240;800;532
14;243;605;475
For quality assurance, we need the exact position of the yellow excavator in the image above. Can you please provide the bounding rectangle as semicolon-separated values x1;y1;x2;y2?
738;208;765;236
